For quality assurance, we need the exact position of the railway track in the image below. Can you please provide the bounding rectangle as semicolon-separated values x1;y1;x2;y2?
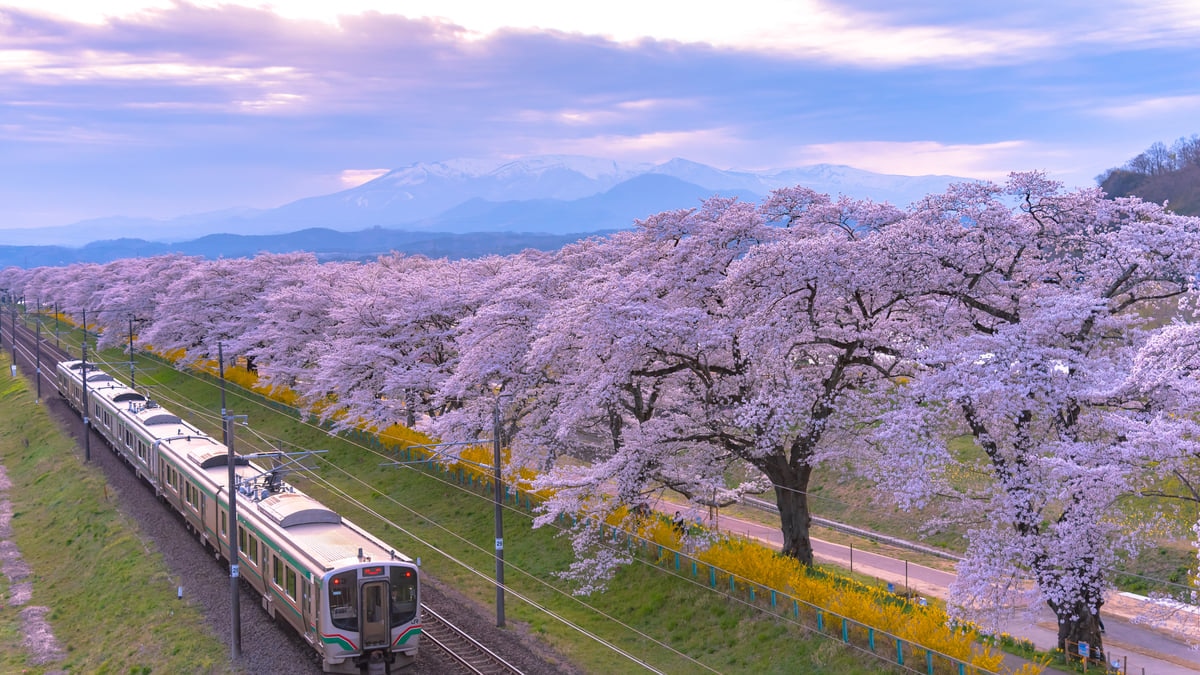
421;604;525;675
3;311;541;674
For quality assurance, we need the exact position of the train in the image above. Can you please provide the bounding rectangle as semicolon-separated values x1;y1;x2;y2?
56;358;421;674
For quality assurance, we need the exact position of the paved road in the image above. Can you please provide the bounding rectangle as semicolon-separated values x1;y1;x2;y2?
713;511;1200;674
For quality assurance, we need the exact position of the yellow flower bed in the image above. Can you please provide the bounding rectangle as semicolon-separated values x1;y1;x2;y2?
692;537;1007;673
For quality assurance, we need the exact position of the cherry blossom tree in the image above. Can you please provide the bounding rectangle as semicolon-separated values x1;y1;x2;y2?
422;247;578;458
91;255;203;350
137;253;316;365
511;191;909;583
244;260;358;391
869;173;1200;656
720;189;912;564
303;254;500;430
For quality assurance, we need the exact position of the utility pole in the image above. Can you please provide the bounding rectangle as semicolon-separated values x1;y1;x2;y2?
54;302;59;350
81;308;90;463
493;395;506;628
35;307;42;403
128;316;136;390
225;411;247;662
217;340;241;660
218;342;228;445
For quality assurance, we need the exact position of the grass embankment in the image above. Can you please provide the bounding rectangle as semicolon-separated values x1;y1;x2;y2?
0;355;231;673
66;338;918;673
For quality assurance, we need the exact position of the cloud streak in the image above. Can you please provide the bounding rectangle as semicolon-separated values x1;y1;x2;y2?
1;1;1197;228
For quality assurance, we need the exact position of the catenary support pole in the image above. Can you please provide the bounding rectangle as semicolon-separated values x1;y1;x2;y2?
82;308;90;463
35;309;42;403
493;396;506;628
128;316;135;390
226;413;242;661
219;342;228;446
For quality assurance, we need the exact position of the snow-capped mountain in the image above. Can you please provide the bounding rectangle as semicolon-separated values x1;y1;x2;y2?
2;156;973;247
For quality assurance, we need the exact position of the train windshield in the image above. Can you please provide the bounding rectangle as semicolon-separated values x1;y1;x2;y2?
328;570;358;631
390;567;418;627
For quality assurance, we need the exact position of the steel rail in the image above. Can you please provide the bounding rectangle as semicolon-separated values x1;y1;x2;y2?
420;603;525;675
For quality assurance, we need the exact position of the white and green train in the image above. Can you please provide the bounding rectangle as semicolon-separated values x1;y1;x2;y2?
57;359;421;674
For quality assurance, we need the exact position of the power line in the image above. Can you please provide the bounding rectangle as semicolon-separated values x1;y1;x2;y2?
15;313;1198;602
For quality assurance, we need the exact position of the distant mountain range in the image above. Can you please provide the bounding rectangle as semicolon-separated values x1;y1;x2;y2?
0;156;971;267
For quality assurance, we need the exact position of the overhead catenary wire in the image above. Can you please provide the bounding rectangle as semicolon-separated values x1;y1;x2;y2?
10;310;1200;602
7;315;717;672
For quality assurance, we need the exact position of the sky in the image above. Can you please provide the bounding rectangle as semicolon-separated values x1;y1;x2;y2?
2;1;1199;230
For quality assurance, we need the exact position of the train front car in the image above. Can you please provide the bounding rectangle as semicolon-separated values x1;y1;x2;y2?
229;479;422;674
322;558;420;674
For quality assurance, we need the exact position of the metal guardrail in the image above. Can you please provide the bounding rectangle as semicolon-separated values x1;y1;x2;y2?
739;495;963;562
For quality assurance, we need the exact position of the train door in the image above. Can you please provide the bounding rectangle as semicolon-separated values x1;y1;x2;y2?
360;580;391;650
200;493;208;542
302;578;314;643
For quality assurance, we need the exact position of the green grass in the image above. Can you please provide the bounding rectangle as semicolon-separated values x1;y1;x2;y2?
49;337;920;674
0;355;232;674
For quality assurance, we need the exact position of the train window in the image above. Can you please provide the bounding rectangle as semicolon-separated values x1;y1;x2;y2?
328;571;358;631
220;511;228;537
273;556;284;588
390;567;418;626
238;525;246;551
247;534;259;566
286;566;297;601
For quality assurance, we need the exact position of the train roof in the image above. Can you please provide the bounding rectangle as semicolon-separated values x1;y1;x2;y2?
259;492;341;527
58;359;413;573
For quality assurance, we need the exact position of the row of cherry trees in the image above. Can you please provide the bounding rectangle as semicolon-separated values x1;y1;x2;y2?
4;173;1200;654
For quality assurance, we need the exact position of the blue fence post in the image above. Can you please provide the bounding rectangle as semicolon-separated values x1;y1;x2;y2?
868;628;875;651
749;586;755;603
771;590;777;609
816;610;824;632
925;650;933;675
897;640;904;666
729;574;736;592
692;561;697;577
841;618;849;642
674;551;680;571
793;599;799;618
709;566;716;588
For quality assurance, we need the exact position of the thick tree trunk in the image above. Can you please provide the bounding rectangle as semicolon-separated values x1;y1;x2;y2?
768;462;815;566
1051;598;1105;663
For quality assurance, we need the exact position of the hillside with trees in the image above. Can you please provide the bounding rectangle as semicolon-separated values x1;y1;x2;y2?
1098;134;1200;215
